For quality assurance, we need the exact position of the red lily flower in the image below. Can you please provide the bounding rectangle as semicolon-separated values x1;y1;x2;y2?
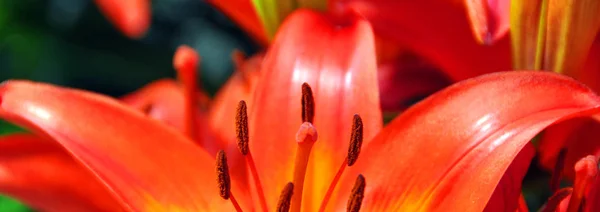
2;8;600;211
2;71;600;210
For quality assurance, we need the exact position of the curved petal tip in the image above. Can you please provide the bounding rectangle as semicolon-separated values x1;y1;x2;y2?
94;0;151;39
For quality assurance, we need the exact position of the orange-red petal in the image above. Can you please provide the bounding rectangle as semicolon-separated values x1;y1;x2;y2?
0;133;124;211
120;79;222;153
121;79;187;130
483;142;535;212
0;80;232;211
537;37;600;181
333;71;600;211
336;0;512;81
248;9;382;211
94;0;150;39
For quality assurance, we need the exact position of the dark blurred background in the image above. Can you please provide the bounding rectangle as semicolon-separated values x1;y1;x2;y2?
0;0;257;210
0;0;258;96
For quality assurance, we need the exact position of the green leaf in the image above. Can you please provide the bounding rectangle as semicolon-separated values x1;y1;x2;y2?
251;0;327;40
0;196;33;212
0;120;26;135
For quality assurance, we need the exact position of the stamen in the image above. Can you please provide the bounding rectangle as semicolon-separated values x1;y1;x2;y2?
236;101;249;155
301;83;315;124
550;149;567;192
540;188;573;212
276;182;294;212
566;155;598;212
216;150;231;199
173;45;202;140
234;100;268;212
216;150;243;212
347;174;366;212
291;122;318;212
347;114;364;166
318;114;364;212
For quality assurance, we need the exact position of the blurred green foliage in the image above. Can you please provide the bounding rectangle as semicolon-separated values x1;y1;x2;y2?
0;196;31;212
0;121;27;210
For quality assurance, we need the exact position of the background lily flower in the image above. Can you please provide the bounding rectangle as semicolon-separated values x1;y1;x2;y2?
337;0;511;81
510;0;600;185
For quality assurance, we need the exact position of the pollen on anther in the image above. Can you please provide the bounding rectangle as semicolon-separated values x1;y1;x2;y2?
347;114;364;166
236;100;249;155
301;83;315;124
347;174;366;212
277;182;294;212
216;150;231;199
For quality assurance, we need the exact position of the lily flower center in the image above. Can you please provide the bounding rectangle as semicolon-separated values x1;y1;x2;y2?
220;82;367;212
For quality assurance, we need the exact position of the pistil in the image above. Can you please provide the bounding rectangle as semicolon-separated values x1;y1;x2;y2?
291;122;318;212
290;83;318;212
216;150;243;212
235;100;268;212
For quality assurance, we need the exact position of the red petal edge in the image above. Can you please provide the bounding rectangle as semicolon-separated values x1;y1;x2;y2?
0;80;231;211
0;133;124;211
334;71;600;211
